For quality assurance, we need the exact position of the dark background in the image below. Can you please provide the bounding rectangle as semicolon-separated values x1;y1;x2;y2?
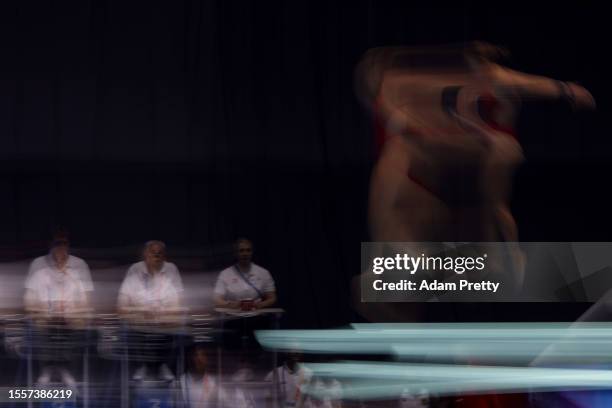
0;1;608;327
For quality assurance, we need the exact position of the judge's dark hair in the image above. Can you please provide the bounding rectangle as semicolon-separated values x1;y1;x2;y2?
234;237;253;252
49;228;70;249
50;239;70;249
186;343;215;372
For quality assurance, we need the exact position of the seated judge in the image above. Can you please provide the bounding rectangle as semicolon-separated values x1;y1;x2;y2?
117;240;185;381
117;240;185;325
24;231;93;387
180;345;232;408
25;231;93;324
213;238;277;310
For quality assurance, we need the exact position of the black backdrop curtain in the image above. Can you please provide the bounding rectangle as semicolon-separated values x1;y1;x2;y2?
0;1;608;327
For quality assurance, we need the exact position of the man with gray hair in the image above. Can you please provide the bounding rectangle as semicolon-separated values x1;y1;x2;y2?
117;240;185;381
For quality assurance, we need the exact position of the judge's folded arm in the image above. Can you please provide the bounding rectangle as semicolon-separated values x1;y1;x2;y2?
119;298;187;330
254;291;277;309
24;289;51;325
213;291;277;310
213;293;240;310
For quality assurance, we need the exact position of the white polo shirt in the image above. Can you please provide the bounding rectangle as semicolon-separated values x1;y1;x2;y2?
265;365;312;407
24;255;93;313
304;379;343;408
399;388;430;408
118;261;183;309
27;255;94;290
213;263;275;302
180;373;230;408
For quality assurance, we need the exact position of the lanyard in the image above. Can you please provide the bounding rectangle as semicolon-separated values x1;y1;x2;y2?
234;265;263;299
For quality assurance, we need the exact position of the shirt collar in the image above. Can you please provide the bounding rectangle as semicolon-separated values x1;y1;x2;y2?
235;263;252;276
142;261;165;277
45;254;73;271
